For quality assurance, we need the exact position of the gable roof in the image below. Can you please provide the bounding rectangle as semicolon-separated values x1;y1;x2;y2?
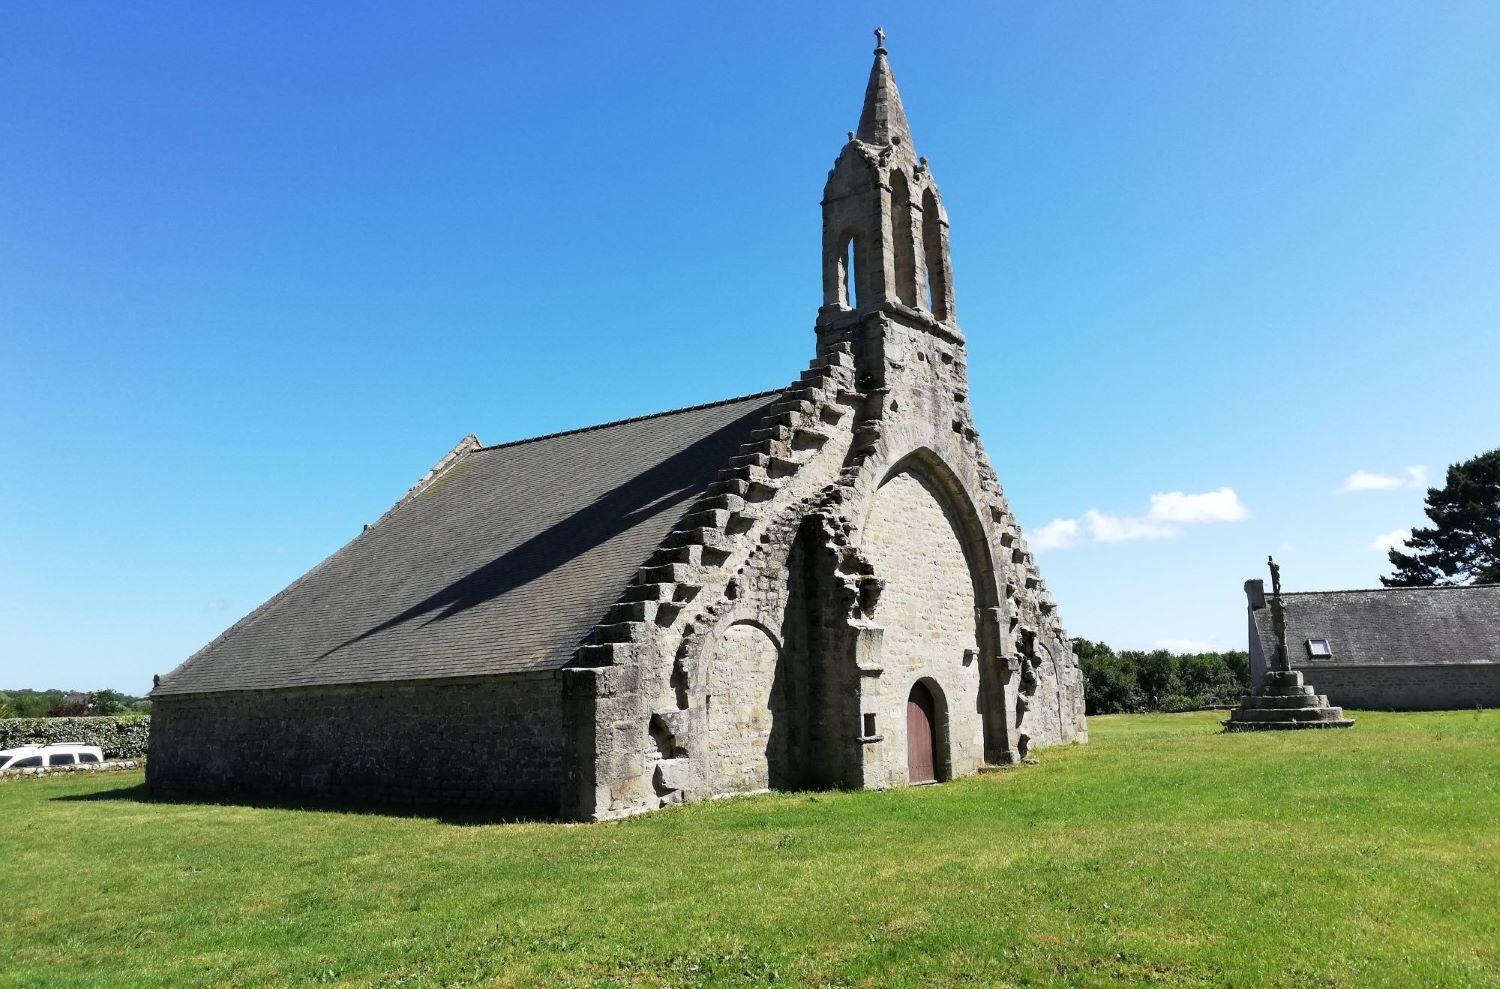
1252;584;1500;669
155;390;784;695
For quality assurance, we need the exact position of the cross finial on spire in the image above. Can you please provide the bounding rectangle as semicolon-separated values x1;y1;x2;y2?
874;27;886;53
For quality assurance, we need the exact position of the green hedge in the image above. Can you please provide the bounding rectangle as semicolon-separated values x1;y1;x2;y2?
0;716;150;759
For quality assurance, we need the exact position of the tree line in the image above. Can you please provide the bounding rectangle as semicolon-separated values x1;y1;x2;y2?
0;689;150;720
1071;640;1250;715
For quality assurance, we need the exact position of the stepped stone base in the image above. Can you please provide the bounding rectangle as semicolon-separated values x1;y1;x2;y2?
1223;670;1354;732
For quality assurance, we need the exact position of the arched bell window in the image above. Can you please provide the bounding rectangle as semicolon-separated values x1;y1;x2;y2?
889;170;918;307
922;188;949;321
834;228;865;309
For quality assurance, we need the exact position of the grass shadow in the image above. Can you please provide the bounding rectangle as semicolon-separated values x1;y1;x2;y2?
49;781;563;827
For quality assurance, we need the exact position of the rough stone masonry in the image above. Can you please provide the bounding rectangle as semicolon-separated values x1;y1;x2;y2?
148;33;1088;820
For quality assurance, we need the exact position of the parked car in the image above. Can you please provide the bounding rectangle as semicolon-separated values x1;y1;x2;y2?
0;744;106;771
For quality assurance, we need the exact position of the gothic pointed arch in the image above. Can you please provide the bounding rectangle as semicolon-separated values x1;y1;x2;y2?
866;447;1001;610
859;448;1010;779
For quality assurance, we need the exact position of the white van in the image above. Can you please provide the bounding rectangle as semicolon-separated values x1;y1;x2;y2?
0;744;107;772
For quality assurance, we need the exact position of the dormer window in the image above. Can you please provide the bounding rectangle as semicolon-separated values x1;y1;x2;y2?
1306;639;1333;658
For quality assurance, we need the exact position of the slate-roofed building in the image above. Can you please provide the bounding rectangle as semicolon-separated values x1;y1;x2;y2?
148;33;1088;820
1244;581;1500;710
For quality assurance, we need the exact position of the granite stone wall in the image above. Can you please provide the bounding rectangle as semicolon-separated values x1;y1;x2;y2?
148;673;561;814
1310;663;1500;711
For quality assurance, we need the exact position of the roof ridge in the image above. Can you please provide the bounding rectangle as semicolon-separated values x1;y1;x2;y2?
474;389;786;453
1282;583;1500;596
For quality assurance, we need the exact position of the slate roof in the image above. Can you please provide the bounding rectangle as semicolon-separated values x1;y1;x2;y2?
155;390;785;695
1253;584;1500;668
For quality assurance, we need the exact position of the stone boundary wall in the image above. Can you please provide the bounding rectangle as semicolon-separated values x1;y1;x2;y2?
2;759;140;781
1313;662;1500;711
149;673;562;814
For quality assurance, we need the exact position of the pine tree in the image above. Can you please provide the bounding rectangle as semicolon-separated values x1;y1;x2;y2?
1384;448;1500;586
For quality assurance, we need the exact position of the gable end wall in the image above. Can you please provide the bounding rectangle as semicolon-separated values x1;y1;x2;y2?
563;307;1087;820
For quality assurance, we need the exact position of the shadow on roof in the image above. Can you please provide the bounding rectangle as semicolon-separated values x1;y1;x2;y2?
317;403;771;663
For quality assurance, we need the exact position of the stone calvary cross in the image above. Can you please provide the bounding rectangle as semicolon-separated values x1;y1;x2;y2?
1224;555;1354;731
1268;555;1291;672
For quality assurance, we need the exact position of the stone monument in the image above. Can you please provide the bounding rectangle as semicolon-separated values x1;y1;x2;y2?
1224;557;1355;731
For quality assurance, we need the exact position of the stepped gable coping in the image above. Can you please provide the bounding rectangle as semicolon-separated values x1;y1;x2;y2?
565;351;863;670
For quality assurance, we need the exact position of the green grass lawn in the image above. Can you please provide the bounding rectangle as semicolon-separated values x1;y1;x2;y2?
2;710;1497;988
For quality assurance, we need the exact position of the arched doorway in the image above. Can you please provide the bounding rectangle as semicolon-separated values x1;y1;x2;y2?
907;682;938;784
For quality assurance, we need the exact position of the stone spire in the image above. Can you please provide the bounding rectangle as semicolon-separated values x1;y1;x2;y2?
854;27;914;156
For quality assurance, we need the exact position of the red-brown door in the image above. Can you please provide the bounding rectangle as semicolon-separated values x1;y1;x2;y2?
907;682;936;783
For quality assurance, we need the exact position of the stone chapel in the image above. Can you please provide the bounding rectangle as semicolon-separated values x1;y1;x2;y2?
148;34;1088;820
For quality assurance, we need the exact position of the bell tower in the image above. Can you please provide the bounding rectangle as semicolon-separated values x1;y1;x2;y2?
818;28;958;352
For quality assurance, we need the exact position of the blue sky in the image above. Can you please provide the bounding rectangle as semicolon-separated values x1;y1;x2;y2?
3;3;1497;692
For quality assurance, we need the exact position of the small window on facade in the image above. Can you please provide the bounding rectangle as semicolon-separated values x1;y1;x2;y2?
1306;639;1333;658
863;713;877;737
48;753;75;766
9;756;42;769
78;752;99;763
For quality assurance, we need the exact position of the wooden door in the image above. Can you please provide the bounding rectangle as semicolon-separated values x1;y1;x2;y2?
907;682;936;783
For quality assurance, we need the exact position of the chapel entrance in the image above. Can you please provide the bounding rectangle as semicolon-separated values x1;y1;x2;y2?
906;682;937;784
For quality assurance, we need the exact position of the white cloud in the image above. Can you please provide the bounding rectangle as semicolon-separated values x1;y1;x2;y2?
1146;487;1248;524
1153;639;1220;654
1341;466;1427;493
1342;470;1403;491
1030;488;1249;552
1031;518;1082;551
1370;529;1410;553
202;599;229;612
1082;509;1178;543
